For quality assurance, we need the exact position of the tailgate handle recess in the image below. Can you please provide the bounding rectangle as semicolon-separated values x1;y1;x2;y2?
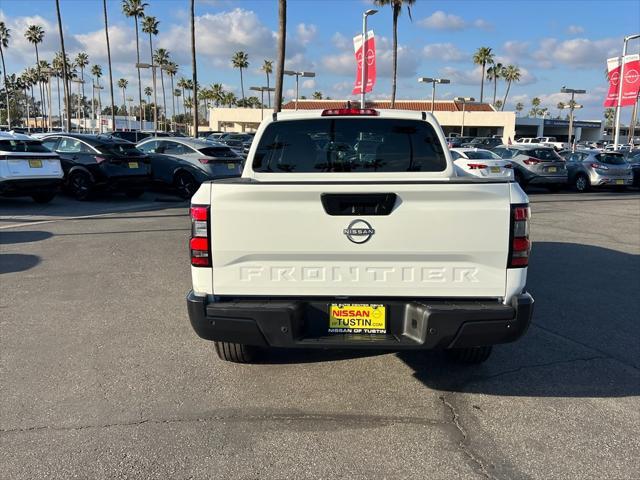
321;193;397;216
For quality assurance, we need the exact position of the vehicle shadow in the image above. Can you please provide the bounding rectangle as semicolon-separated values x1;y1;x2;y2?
399;241;640;397
0;230;53;245
0;254;41;274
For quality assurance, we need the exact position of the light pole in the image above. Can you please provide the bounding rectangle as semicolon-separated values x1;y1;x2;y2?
250;86;275;120
126;97;134;130
283;70;316;110
454;96;474;136
562;102;583;151
360;9;377;108
418;77;450;113
136;62;159;134
561;86;586;151
613;34;640;150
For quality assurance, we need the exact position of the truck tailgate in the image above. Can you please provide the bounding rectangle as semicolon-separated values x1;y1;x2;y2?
209;182;511;298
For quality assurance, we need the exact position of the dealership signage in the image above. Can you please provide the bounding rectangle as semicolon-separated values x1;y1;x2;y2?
352;30;376;95
604;54;640;107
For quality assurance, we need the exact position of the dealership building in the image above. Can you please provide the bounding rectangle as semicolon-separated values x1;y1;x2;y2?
207;100;616;144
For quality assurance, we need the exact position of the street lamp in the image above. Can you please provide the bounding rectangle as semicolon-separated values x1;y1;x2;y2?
561;86;587;151
360;9;378;108
613;33;640;150
283;70;316;110
418;77;451;113
250;86;275;120
136;62;159;134
454;97;475;136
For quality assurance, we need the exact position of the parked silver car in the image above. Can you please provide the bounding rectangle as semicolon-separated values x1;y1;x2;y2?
563;150;633;192
492;145;567;190
136;137;243;197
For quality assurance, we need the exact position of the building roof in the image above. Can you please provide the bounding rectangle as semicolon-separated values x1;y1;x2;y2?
282;100;496;112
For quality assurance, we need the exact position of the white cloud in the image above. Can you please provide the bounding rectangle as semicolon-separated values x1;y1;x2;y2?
532;37;619;69
332;32;349;50
566;25;585;35
74;25;139;66
423;43;466;62
500;41;531;64
302;79;316;89
296;23;317;46
438;65;536;87
419;11;492;31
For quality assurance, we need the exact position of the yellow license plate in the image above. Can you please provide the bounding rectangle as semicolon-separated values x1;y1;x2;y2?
616;179;624;185
227;163;237;169
329;304;386;334
128;162;139;169
548;167;557;173
29;159;43;168
490;166;500;173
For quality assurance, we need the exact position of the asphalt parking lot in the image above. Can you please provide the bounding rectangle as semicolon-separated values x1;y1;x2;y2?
1;190;639;480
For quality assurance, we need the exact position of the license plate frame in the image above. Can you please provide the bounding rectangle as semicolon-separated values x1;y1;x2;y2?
615;179;624;185
490;166;500;173
28;159;43;168
548;166;557;173
128;162;139;169
328;303;387;334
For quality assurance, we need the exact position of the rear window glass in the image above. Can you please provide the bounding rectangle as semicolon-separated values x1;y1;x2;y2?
465;150;500;160
199;147;238;158
531;149;561;161
253;118;447;173
0;140;51;153
596;153;625;165
98;142;144;156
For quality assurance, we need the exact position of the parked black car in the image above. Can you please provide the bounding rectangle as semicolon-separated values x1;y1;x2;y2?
461;137;504;149
626;149;640;187
446;136;474;148
40;134;151;200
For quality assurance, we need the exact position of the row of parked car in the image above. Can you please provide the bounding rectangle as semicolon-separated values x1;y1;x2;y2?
0;130;252;202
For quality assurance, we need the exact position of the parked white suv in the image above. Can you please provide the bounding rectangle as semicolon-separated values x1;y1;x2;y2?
186;108;534;364
0;131;63;203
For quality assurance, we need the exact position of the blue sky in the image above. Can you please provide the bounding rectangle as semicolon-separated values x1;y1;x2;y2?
1;0;639;121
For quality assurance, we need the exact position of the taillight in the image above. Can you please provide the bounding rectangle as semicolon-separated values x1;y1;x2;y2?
509;204;530;268
321;108;379;116
590;163;609;170
198;158;212;164
95;156;107;164
523;158;540;165
190;206;210;267
467;163;487;169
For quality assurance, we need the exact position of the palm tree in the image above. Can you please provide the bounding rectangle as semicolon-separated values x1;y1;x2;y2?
373;0;415;108
122;0;147;123
141;15;159;130
486;61;502;105
177;77;188;117
210;83;224;108
0;22;12;128
52;53;64;126
232;51;249;103
530;97;541;118
500;64;521;110
312;91;323;100
18;73;30;130
117;78;128;114
472;46;494;103
74;52;89;124
261;59;273;107
274;0;286;112
604;108;615;128
38;60;52;128
223;92;236;108
144;85;152;122
102;0;116;131
91;64;102;123
556;101;565;118
515;102;524;116
25;24;45;128
173;88;181;119
184;79;194;118
164;61;178;129
153;48;169;129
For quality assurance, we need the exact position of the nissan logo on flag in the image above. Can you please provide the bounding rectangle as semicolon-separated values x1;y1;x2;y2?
352;30;376;95
604;54;640;107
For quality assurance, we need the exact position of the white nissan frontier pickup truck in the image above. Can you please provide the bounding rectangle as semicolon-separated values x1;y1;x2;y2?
186;107;534;364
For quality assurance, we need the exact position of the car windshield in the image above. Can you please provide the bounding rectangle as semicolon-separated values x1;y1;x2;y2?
465;150;500;160
0;140;51;153
597;153;625;165
99;142;145;157
198;146;238;158
253;118;447;173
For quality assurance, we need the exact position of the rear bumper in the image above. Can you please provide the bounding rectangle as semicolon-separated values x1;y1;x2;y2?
589;173;633;186
186;292;534;350
527;174;568;185
0;178;63;196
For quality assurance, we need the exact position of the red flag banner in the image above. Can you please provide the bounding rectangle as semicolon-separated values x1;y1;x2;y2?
604;54;640;107
352;30;376;95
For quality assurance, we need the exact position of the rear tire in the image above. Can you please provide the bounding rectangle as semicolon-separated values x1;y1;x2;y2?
214;341;258;363
174;171;199;199
574;174;590;193
31;191;56;204
446;346;493;364
67;170;93;201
